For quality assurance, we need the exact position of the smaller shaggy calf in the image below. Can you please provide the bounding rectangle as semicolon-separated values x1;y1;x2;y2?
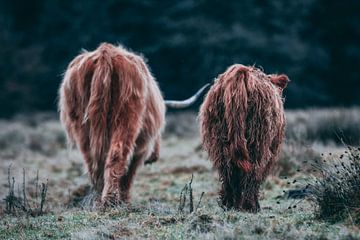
199;64;289;212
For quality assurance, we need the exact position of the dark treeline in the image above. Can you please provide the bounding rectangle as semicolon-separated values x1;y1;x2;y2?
0;0;359;117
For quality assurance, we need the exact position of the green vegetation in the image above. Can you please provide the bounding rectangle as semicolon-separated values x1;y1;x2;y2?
1;109;360;239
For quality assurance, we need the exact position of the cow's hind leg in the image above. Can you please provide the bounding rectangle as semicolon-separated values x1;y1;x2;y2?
144;136;160;165
119;151;147;202
77;125;105;194
101;127;140;206
120;134;157;201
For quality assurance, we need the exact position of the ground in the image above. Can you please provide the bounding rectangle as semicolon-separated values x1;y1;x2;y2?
1;110;360;239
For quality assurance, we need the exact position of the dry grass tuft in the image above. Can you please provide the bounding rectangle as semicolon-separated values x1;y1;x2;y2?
4;165;48;217
178;174;205;214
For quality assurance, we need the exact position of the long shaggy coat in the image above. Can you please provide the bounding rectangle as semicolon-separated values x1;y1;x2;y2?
59;43;165;204
199;64;289;212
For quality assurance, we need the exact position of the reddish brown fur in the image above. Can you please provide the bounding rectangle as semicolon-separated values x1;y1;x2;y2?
199;64;289;212
59;43;165;205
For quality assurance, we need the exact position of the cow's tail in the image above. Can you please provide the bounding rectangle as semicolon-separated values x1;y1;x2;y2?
84;43;129;163
164;84;210;108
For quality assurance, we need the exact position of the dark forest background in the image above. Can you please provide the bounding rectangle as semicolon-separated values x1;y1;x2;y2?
0;0;359;117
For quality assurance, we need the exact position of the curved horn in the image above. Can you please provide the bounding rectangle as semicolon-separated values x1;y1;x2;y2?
165;83;210;109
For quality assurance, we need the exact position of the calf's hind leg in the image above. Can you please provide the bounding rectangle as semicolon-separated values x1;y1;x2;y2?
219;164;260;212
233;168;260;213
218;164;236;209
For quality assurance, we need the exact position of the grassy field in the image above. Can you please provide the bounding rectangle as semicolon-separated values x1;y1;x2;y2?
1;109;360;239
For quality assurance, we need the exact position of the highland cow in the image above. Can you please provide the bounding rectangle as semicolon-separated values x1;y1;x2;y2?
199;64;289;212
59;43;207;205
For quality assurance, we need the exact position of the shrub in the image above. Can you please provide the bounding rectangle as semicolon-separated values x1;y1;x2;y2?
305;146;360;223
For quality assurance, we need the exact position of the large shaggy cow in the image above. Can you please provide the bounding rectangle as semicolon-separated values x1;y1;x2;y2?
199;64;289;212
59;43;207;205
